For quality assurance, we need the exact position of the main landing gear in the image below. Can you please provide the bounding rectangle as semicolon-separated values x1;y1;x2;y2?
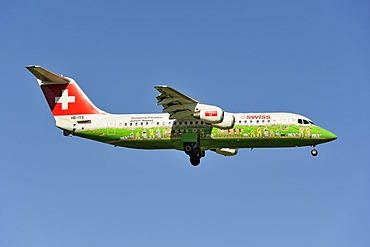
184;138;205;166
311;145;318;157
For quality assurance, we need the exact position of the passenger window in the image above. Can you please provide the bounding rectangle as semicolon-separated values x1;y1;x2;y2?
195;121;198;125
156;122;159;125
124;123;127;126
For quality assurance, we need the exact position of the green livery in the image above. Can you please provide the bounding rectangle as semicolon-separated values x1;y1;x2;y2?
75;122;336;151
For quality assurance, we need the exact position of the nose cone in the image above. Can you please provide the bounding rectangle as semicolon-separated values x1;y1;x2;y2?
323;129;337;141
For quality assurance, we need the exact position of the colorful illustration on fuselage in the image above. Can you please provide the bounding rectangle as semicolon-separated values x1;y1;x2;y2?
26;65;337;166
102;123;326;141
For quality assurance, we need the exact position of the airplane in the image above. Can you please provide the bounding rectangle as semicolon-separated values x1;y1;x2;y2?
26;65;337;166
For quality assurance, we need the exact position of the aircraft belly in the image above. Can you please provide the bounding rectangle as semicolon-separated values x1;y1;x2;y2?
202;138;321;149
115;140;175;150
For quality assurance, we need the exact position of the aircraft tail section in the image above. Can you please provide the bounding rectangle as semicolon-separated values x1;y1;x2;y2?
26;66;105;116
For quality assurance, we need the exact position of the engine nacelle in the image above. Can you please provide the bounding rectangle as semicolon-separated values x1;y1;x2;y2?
194;105;224;124
213;148;238;156
212;112;235;129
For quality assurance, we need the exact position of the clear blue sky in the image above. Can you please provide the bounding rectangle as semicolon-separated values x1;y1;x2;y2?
1;1;369;246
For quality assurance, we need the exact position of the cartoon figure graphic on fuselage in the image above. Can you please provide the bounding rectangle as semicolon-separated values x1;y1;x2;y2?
264;127;269;137
306;127;311;138
26;65;337;166
299;126;304;137
257;126;262;138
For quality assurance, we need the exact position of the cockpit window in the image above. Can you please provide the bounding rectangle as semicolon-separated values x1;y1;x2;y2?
298;118;315;125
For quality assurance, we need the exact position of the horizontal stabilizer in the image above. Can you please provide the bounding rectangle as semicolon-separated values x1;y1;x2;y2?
26;65;70;84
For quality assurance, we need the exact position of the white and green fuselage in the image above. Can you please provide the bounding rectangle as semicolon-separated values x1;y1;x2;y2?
61;112;336;151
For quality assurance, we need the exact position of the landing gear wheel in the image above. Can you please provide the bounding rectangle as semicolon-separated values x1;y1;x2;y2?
190;157;201;166
184;135;203;166
311;148;318;157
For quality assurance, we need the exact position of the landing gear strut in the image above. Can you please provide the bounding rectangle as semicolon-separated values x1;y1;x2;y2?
184;135;204;166
311;146;318;157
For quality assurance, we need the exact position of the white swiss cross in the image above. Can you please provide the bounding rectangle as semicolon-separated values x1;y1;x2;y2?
55;89;75;110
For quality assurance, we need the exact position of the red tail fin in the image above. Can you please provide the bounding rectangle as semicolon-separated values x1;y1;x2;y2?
27;66;104;116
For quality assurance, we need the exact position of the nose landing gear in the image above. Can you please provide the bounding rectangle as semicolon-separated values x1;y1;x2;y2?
311;146;318;157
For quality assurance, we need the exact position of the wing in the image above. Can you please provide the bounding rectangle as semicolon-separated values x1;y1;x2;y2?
154;85;235;128
154;85;200;119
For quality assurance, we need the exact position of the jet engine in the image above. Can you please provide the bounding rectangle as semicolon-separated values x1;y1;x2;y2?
194;105;224;124
193;104;235;129
213;112;235;129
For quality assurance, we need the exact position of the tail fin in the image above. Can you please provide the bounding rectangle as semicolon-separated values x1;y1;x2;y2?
26;66;105;116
